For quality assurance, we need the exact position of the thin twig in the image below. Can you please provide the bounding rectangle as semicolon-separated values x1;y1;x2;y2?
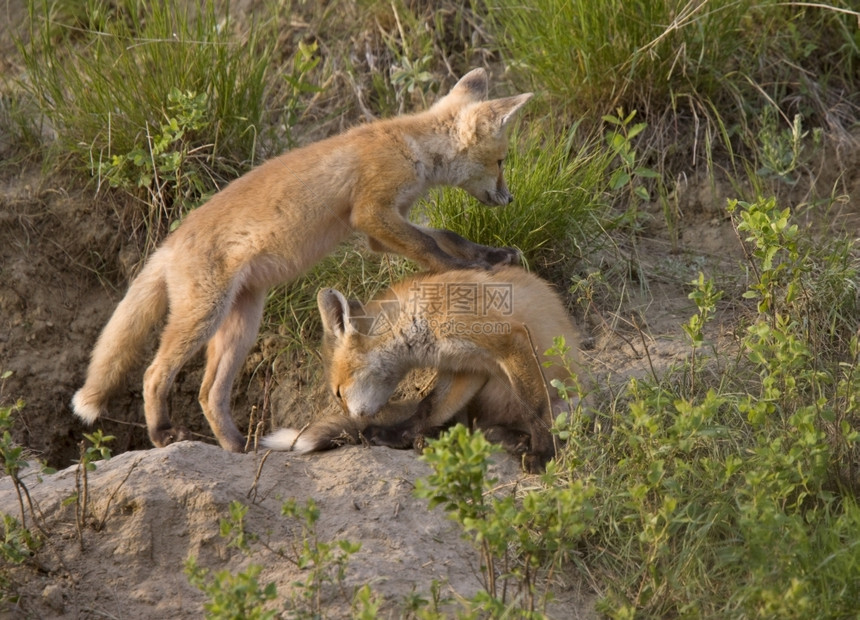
96;456;142;531
247;450;273;504
631;314;659;384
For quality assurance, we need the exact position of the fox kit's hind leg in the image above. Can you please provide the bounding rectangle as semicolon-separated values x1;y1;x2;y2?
198;286;266;452
142;282;232;448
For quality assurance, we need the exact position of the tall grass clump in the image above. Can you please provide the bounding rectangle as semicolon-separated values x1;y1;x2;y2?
483;0;859;159
18;0;279;247
422;124;614;277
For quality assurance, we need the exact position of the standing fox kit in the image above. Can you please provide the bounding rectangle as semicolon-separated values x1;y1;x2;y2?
263;266;586;471
72;69;532;452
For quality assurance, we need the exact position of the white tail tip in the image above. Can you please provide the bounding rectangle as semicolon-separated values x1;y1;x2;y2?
71;389;102;424
260;428;316;453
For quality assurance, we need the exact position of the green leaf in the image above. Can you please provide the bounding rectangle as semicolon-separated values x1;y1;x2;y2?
610;169;631;190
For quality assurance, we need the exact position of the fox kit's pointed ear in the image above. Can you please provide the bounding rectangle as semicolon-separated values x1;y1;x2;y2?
452;68;489;101
318;288;352;339
434;68;489;108
483;92;533;135
460;92;533;143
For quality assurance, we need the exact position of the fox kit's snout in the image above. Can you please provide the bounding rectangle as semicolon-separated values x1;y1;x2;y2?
486;179;513;206
72;68;533;452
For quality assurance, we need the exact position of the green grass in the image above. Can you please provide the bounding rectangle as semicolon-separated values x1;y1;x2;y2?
424;123;615;278
17;0;280;247
483;0;860;166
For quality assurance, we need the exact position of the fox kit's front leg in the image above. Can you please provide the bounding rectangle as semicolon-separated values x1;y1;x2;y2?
365;222;520;270
354;201;476;272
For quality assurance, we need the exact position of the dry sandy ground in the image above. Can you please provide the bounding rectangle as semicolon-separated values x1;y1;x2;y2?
0;441;597;618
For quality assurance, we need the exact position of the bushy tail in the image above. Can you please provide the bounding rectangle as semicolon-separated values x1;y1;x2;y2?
72;250;170;424
261;417;364;453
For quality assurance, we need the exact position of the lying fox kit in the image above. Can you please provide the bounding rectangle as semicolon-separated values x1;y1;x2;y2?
263;266;587;471
72;69;532;452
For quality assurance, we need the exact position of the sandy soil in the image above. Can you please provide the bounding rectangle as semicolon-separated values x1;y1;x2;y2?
0;441;599;618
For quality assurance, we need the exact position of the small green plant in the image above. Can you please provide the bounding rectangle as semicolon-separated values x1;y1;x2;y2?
1;513;38;566
0;385;50;603
281;40;323;146
754;107;821;184
69;429;113;544
0;388;52;535
543;334;589;419
1;397;31;528
416;424;594;615
0;512;40;604
186;557;277;620
682;272;723;395
602;109;660;235
280;497;362;617
400;578;453;619
188;498;368;618
186;500;277;619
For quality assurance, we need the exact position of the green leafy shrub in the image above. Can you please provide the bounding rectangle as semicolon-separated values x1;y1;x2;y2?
557;195;860;616
416;424;595;615
186;558;277;620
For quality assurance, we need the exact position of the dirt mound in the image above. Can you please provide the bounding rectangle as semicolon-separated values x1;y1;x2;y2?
0;441;596;618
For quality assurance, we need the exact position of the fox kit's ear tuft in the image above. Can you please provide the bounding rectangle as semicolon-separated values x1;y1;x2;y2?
486;93;534;134
318;288;352;339
435;68;489;108
460;92;534;143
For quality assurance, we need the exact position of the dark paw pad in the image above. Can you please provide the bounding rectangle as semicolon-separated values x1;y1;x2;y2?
485;246;521;266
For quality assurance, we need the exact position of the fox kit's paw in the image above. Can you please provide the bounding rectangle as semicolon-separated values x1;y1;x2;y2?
484;246;521;267
149;426;193;448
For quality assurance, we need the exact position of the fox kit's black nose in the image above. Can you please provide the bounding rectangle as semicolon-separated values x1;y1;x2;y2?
486;188;513;206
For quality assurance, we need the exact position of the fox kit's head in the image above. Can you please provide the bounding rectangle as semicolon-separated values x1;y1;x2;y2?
317;288;404;418
435;68;533;206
